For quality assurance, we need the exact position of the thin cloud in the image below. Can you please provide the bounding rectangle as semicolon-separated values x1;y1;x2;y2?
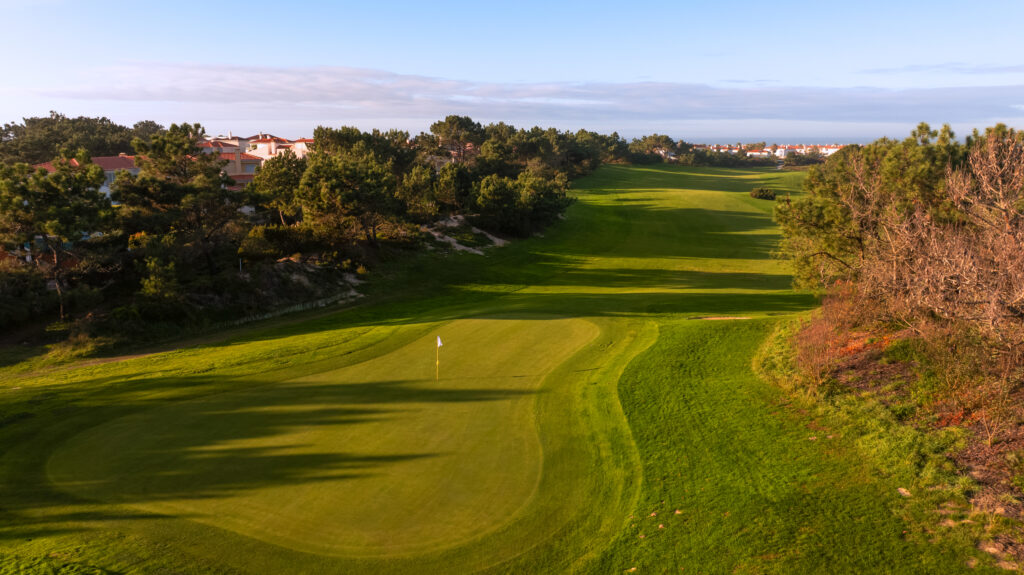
720;79;778;85
864;62;1024;75
37;62;1024;126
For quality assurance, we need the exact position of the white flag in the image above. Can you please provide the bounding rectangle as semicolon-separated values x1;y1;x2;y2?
437;336;443;348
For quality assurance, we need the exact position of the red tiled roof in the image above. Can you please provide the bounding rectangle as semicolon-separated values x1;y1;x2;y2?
219;153;263;162
293;138;314;143
34;156;136;173
92;155;137;171
34;160;74;172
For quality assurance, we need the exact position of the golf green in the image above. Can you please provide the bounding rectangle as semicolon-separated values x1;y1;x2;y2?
48;318;598;556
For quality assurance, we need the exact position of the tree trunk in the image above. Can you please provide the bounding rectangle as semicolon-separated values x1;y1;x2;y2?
51;246;65;321
202;241;218;275
55;278;65;321
279;208;287;226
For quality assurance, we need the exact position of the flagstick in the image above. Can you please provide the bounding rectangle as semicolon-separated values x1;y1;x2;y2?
435;335;443;382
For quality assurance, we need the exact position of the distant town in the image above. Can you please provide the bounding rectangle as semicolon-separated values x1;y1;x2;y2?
691;143;845;158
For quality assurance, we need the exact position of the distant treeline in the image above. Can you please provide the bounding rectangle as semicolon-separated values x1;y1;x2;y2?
624;133;779;167
0;113;713;344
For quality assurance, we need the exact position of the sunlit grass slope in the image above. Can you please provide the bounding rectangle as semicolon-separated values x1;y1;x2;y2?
0;165;994;573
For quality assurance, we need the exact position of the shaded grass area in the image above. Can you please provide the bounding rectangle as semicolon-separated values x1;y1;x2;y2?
0;165;996;573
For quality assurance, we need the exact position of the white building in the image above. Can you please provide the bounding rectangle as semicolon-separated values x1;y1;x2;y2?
246;134;293;160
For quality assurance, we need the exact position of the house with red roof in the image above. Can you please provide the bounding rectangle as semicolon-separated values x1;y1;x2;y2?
35;147;265;194
202;131;252;153
219;151;262;188
198;140;240;153
245;133;293;160
291;138;314;158
34;154;140;197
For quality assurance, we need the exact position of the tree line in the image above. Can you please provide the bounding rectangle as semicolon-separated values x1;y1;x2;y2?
0;111;164;165
0;114;669;344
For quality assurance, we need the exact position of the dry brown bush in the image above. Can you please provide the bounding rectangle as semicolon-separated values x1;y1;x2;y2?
856;134;1024;346
795;133;1024;442
793;283;880;392
793;316;837;392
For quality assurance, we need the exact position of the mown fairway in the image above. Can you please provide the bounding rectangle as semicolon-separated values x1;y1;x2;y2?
0;166;994;573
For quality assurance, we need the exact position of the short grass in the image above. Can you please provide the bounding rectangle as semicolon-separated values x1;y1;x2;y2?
49;318;599;557
0;165;997;573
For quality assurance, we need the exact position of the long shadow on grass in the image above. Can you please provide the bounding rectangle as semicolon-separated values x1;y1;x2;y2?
1;377;539;542
592;165;770;189
0;343;50;370
555;204;781;260
281;290;816;335
199;282;815;356
498;267;795;291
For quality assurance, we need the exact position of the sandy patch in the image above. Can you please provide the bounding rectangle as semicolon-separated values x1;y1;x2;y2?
422;228;485;255
472;226;508;247
421;214;509;253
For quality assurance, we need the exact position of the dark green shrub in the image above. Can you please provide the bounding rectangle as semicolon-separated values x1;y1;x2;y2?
67;285;104;313
750;187;776;200
239;224;317;260
0;262;57;327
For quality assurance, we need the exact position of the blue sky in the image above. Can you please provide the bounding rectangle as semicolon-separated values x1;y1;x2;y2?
3;0;1023;142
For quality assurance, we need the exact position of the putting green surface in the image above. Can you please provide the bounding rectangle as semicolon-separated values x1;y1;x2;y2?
48;318;598;556
0;166;996;573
